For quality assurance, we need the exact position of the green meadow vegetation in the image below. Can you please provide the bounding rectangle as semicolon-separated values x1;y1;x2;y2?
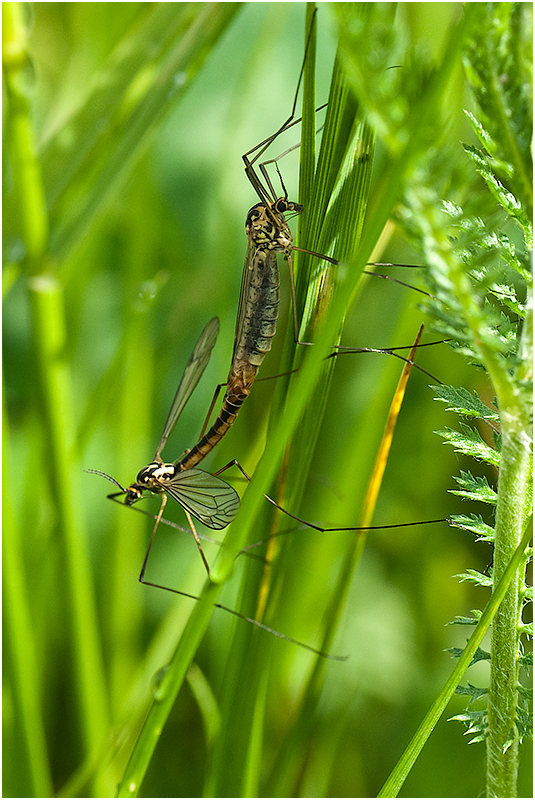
3;3;531;797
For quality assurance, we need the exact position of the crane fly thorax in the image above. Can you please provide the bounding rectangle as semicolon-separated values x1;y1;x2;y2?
134;461;176;494
246;198;302;254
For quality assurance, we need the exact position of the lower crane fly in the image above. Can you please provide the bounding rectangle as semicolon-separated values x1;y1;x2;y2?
86;317;238;577
86;317;353;659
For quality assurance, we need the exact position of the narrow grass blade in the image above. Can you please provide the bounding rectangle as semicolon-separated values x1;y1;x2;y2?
3;400;53;797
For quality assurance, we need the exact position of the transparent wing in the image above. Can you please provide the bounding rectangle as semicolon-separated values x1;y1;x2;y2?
232;239;260;361
163;468;240;530
154;317;219;460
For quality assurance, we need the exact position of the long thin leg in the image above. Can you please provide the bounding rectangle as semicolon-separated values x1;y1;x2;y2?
184;509;211;577
239;337;446;386
138;493;211;583
134;576;347;660
198;380;226;440
212;459;447;551
139;493;168;584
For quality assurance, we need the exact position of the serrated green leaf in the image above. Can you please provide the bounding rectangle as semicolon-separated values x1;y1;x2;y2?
449;709;488;741
455;683;488;700
450;490;495;504
448;614;482;627
456;569;493;587
463;140;514;189
447;646;491;664
463;113;513;177
462;143;531;233
432;384;500;422
451;471;498;505
450;513;495;542
454;470;497;493
437;424;500;467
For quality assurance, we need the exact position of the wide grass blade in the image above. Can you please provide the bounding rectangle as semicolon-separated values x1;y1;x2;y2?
42;4;241;262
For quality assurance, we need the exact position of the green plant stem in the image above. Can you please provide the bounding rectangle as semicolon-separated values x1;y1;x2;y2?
29;279;111;788
379;519;533;798
4;3;110;791
4;19;52;792
3;399;53;797
486;397;532;797
116;576;226;797
413;201;532;797
2;2;48;273
425;211;533;797
107;197;157;714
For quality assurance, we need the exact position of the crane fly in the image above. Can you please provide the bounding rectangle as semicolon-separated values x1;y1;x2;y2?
238;8;441;355
86;318;239;577
177;14;445;478
180;9;443;475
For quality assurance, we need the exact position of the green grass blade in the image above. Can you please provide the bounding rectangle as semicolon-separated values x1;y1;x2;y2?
3;399;53;797
30;279;111;786
43;3;241;262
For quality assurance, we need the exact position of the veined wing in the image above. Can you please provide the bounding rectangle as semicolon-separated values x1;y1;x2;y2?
232;239;257;361
154;317;219;460
163;469;240;530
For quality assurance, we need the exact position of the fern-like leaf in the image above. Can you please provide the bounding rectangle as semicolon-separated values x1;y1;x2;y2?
432;385;500;422
447;646;491;664
455;683;488;701
451;471;498;505
437;423;500;467
449;709;489;744
450;513;495;542
463;143;532;232
455;570;493;588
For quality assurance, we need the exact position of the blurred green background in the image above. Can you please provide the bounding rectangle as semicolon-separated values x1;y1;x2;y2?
3;3;531;797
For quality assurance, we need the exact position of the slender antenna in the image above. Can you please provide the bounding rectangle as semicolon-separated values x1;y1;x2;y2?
83;469;126;492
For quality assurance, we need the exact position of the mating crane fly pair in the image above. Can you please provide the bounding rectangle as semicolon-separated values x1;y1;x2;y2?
88;131;311;578
88;15;445;654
